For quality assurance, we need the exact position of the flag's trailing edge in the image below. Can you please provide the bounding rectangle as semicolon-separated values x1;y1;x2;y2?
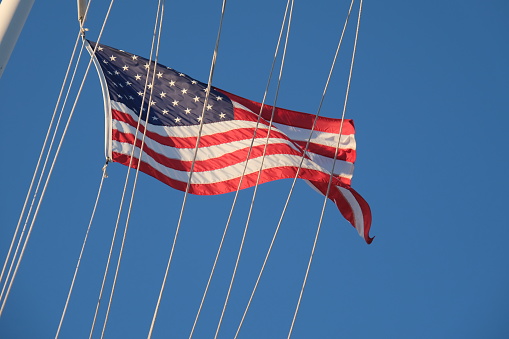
87;40;373;244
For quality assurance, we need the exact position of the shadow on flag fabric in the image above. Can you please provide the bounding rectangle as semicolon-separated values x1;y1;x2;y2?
87;40;373;244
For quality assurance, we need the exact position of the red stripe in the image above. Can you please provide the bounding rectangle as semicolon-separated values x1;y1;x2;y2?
293;141;356;163
346;186;373;244
113;132;306;172
218;89;355;134
112;109;297;149
112;152;346;195
310;181;372;244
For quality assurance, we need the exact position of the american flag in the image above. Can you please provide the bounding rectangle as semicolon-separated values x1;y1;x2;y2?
88;40;373;243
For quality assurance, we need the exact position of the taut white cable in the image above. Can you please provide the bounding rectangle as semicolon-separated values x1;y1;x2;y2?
147;1;228;338
287;1;363;338
187;1;293;338
98;2;167;338
213;1;295;338
54;162;108;339
0;0;117;320
0;33;91;316
87;2;165;338
0;31;84;304
233;1;356;336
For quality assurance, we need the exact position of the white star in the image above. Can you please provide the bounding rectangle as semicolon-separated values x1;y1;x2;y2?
144;63;150;69
109;55;116;61
126;81;132;86
206;104;212;111
181;88;188;94
169;80;176;86
129;96;134;100
160;92;167;98
137;91;144;96
135;74;142;80
147;83;153;89
216;96;223;101
197;116;203;122
122;65;129;71
131;55;138;60
102;60;108;64
162;109;169;115
179;73;185;77
219;112;226;119
114;70;120;75
191;80;197;84
174;117;181;123
203;87;210;93
157;72;163;78
172;100;179;106
150;100;156;106
184;108;191;114
193;96;200;102
152;116;159;121
98;46;104;51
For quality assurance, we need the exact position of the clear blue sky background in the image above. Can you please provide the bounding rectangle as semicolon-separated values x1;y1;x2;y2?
1;1;508;338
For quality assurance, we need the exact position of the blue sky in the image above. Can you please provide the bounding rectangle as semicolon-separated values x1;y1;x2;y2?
1;0;508;338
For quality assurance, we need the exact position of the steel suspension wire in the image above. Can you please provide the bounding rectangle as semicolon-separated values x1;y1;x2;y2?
187;1;293;338
0;0;94;301
97;2;167;338
85;2;165;338
213;1;295;338
54;162;109;339
0;28;90;316
233;0;357;336
0;0;117;322
146;1;228;338
53;3;99;336
287;1;363;338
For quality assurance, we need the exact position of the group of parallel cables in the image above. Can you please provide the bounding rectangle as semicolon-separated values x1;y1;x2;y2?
0;0;364;338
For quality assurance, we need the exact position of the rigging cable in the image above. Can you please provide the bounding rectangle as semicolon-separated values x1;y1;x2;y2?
0;28;89;315
0;0;117;321
187;1;293;337
213;0;295;338
54;2;97;335
146;1;228;338
233;0;357;336
54;162;109;339
86;1;165;338
97;1;167;338
287;1;363;337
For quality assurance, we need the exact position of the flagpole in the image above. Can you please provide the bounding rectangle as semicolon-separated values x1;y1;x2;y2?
0;0;36;78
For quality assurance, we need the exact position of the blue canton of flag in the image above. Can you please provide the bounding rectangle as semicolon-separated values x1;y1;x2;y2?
88;40;234;126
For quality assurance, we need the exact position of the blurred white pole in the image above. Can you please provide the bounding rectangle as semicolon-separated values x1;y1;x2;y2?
0;0;36;78
77;0;86;26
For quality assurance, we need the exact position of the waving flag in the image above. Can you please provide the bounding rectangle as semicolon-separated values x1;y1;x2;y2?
88;40;373;243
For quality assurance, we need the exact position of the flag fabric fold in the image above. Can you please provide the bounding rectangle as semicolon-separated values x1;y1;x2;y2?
87;40;373;243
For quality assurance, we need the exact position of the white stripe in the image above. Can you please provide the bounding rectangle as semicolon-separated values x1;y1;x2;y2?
337;186;364;237
231;101;356;150
111;100;356;151
306;152;353;179
113;142;336;184
89;44;113;158
112;122;354;179
273;123;356;150
112;121;303;161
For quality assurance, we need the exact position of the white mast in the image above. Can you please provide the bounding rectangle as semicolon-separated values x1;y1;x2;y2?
0;0;36;78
